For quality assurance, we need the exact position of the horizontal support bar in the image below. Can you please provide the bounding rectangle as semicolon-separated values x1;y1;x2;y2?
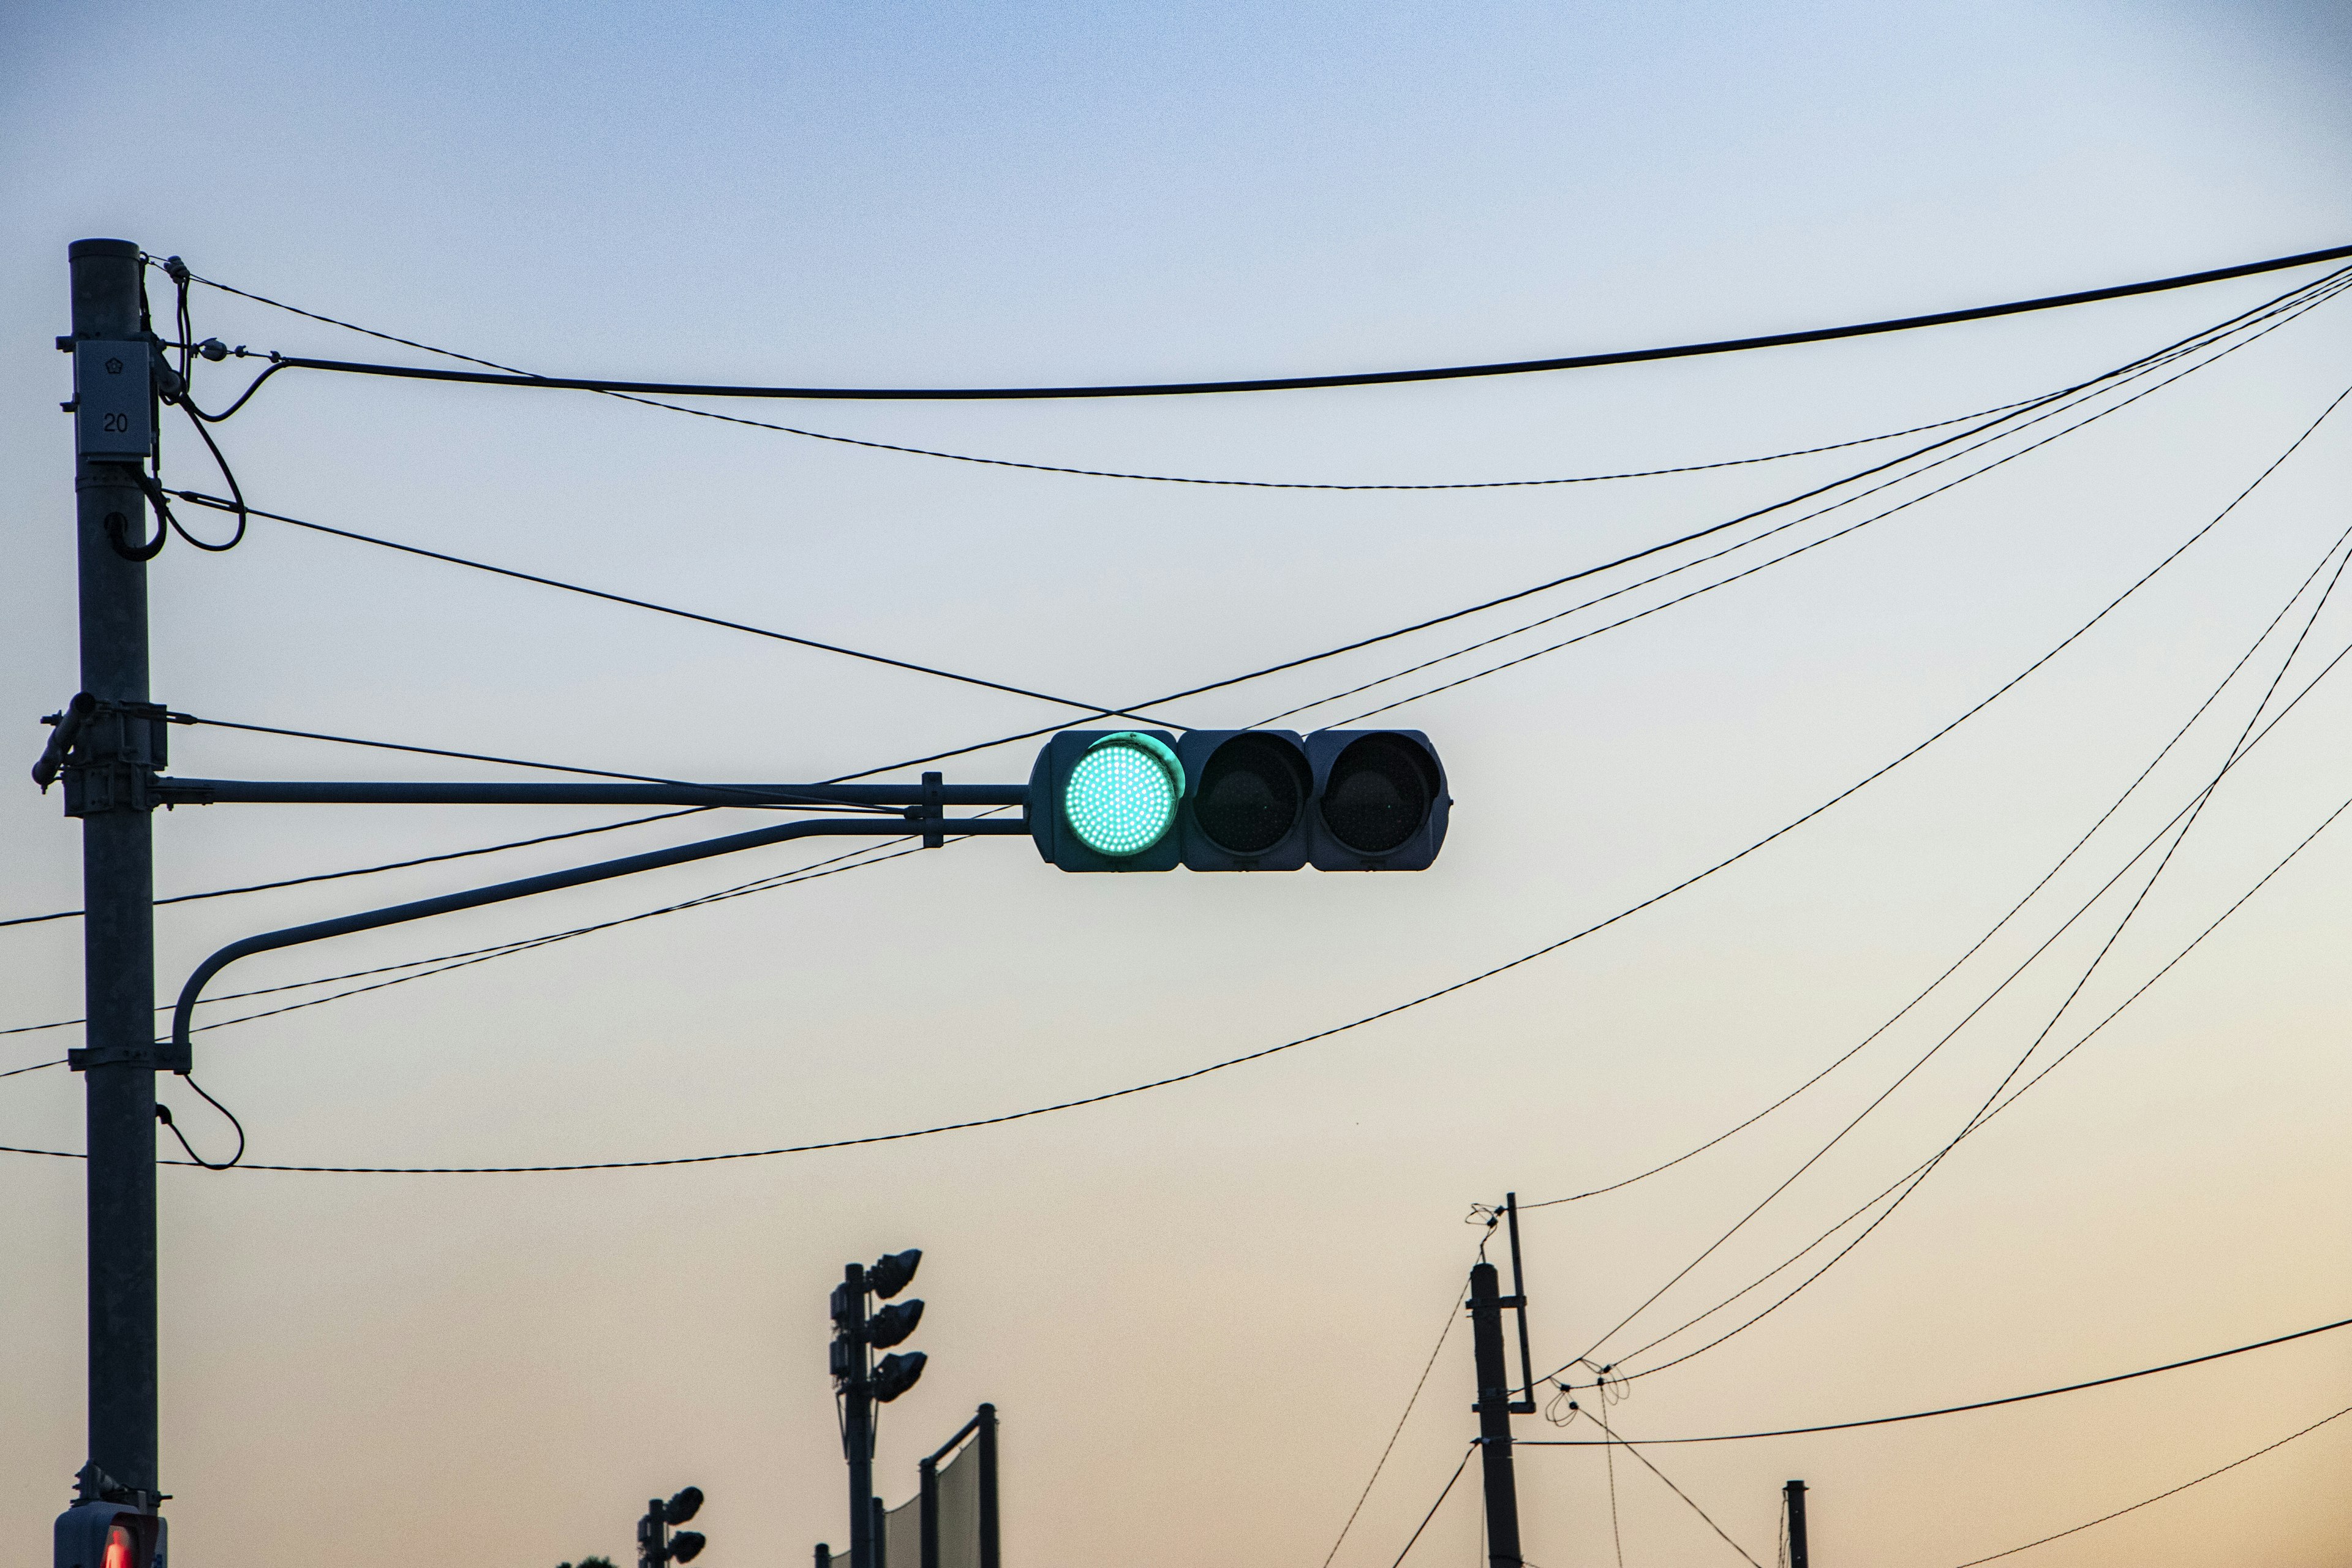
165;814;1030;1075
153;777;1031;809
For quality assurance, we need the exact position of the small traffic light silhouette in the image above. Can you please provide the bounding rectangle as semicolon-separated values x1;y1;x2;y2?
638;1487;704;1568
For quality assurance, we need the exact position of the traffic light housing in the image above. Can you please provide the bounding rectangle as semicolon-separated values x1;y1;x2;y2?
54;1502;163;1568
638;1487;705;1567
1032;729;1449;872
832;1248;928;1401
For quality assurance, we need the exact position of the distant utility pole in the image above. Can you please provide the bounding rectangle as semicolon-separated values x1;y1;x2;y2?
1784;1479;1810;1568
1466;1261;1524;1568
53;238;170;1554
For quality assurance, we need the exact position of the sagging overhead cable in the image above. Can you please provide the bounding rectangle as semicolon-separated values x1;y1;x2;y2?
219;242;2350;401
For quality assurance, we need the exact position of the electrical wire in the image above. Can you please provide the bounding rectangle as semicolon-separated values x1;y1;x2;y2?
156;1079;245;1170
170;266;2348;813
799;263;2352;783
0;836;920;1042
1272;270;2352;729
0;807;714;929
1;374;2305;1163
1585;1409;1765;1568
1607;778;2352;1387
1517;1311;2352;1445
195;241;2352;402
1518;486;2352;1218
1385;1446;1475;1568
1319;1284;1464;1568
1945;1402;2352;1567
1529;398;2352;1377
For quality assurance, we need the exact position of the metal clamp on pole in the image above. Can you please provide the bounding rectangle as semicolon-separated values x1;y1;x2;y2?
36;692;172;816
919;771;945;848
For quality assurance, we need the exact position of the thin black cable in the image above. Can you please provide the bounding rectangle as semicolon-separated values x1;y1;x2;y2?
186;267;2344;807
0;807;712;929
1586;1410;1764;1568
169;496;1175;731
0;834;911;1040
7;298;2332;1151
0;381;2283;1164
0;1060;65;1079
1319;1286;1463;1568
202;241;2352;401
181;258;2047;484
1610;782;2352;1387
1293;272;2352;728
1519;499;2352;1216
1947;1402;2352;1567
170;713;906;812
156;1079;245;1170
1385;1446;1475;1568
813;265;2352;783
1537;385;2352;1369
1517;1311;2352;1445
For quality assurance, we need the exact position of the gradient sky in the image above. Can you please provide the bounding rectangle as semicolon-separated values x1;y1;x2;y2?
5;4;2352;1566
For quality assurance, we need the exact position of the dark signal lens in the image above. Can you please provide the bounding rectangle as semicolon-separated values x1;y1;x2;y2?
1319;734;1436;853
1196;733;1310;854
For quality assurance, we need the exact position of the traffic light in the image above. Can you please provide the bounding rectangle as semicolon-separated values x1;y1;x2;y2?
832;1248;927;1404
1030;729;1450;872
638;1487;705;1568
54;1501;163;1568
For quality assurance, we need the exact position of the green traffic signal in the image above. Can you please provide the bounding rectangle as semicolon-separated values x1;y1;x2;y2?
1060;732;1185;857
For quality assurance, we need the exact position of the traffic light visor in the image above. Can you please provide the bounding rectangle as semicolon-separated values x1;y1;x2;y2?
665;1487;704;1526
870;1248;922;1298
671;1531;707;1564
1062;733;1184;857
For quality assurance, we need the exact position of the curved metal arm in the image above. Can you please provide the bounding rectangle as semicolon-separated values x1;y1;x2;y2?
166;813;1028;1071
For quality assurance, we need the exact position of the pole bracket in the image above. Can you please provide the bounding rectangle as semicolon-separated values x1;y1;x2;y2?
39;693;172;815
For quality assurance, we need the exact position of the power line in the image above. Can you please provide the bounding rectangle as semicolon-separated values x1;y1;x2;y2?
1608;778;2352;1388
1319;1284;1464;1568
201;242;2352;401
1520;387;2352;1360
0;807;712;929
169;715;909;812
156;526;1176;729
1385;1446;1474;1568
802;263;2352;783
1521;496;2352;1218
1518;1313;2352;1444
0;385;2296;1163
1947;1401;2352;1567
1583;1409;1764;1568
1272;273;2352;730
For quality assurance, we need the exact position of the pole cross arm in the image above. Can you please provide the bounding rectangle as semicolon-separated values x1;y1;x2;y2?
135;812;1029;1079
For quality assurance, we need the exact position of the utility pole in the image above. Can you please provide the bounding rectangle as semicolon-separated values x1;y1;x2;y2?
1466;1261;1524;1568
62;236;167;1526
1784;1479;1810;1568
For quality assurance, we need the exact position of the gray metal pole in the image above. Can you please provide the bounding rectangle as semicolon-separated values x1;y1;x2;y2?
1785;1479;1809;1568
843;1263;876;1568
1466;1262;1524;1568
976;1403;998;1568
68;236;162;1513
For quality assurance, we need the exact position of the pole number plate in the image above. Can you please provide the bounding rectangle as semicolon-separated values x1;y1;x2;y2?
75;339;153;460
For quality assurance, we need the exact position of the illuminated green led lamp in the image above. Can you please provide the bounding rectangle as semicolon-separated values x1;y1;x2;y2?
1062;732;1186;857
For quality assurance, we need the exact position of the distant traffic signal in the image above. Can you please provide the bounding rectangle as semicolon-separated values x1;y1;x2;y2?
834;1249;929;1406
55;1501;163;1568
1031;729;1449;872
637;1487;705;1568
